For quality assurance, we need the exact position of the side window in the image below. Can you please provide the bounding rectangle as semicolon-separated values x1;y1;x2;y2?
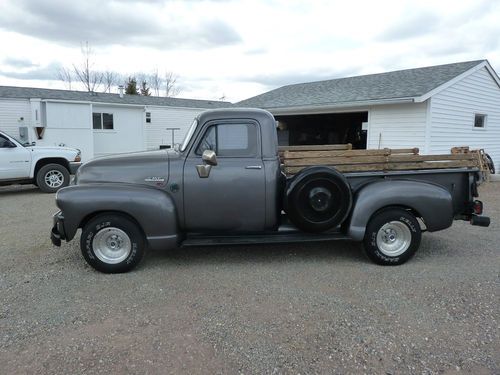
196;123;258;157
0;135;12;148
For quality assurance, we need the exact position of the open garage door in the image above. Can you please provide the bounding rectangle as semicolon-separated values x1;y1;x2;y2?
275;111;368;149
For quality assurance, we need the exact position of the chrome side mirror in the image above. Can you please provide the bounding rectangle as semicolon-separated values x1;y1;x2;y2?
196;150;218;178
202;149;217;166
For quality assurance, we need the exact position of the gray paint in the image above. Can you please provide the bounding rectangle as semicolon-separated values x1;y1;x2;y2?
237;61;484;109
346;180;454;241
53;108;480;252
56;184;178;250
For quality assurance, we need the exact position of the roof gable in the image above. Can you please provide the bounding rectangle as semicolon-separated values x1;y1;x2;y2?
237;60;487;110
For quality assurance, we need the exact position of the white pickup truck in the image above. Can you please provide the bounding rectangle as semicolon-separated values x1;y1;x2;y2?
0;131;81;193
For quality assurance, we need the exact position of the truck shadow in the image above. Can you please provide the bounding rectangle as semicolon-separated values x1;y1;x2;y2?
0;185;40;196
142;240;370;268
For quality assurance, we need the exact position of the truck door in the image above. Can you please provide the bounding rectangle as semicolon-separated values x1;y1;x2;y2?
183;120;266;232
0;134;31;180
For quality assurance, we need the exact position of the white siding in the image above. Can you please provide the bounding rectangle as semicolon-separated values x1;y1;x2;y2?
0;98;32;140
145;106;203;150
367;102;427;150
40;102;94;162
430;67;500;172
92;105;144;158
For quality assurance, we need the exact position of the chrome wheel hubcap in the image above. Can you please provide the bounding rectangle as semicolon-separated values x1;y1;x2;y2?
376;221;411;257
93;227;131;264
45;170;64;188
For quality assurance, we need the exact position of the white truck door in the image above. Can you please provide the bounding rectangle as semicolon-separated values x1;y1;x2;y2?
0;133;32;179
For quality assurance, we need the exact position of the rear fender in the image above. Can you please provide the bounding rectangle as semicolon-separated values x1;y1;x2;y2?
56;184;178;250
347;179;453;241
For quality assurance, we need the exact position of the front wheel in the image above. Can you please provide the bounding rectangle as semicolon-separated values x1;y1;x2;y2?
81;214;145;273
36;163;70;193
363;208;421;265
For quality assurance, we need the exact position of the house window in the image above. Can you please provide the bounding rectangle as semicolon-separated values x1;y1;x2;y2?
146;112;151;123
93;112;114;130
474;114;486;129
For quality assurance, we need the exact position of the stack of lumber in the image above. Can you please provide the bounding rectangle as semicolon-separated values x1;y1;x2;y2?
451;146;492;180
281;144;479;175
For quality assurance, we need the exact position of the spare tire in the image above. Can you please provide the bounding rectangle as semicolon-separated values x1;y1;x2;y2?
284;166;352;233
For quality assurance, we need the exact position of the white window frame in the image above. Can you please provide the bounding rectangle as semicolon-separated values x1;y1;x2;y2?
92;112;115;131
472;113;487;130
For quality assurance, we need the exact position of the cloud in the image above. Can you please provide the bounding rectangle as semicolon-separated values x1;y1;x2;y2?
377;11;440;41
0;61;62;80
0;0;241;49
3;57;39;69
238;65;364;88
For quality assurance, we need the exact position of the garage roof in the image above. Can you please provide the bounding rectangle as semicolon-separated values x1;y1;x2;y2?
0;85;231;109
237;60;489;111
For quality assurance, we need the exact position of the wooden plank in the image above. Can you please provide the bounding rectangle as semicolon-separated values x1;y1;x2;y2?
283;153;476;167
390;148;419;155
283;149;392;159
284;160;478;175
278;144;352;151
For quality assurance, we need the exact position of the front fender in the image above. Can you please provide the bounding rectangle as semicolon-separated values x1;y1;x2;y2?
347;179;453;241
56;183;178;250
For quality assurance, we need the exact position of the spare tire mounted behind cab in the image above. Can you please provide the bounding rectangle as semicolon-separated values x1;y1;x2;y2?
284;166;353;233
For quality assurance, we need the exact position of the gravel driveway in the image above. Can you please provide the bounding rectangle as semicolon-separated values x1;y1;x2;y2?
0;183;499;374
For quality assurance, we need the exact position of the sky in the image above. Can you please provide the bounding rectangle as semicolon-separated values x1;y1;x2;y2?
0;0;499;102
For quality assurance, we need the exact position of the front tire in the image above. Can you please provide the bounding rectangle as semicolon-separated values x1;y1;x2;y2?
80;214;145;273
36;163;70;193
363;208;421;265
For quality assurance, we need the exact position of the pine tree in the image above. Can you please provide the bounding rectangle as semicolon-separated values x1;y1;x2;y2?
140;81;151;96
125;77;138;95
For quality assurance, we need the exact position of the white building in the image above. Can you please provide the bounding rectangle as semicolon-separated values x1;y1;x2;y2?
0;86;230;161
238;60;500;172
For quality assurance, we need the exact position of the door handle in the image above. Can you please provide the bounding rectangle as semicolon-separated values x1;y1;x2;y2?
245;165;262;170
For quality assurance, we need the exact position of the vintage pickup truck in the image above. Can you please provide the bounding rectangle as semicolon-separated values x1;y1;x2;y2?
51;108;490;273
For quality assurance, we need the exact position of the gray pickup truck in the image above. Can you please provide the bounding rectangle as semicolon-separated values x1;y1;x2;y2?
51;108;490;273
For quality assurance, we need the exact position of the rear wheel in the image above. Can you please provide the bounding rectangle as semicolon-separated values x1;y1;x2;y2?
363;208;421;265
36;163;70;193
80;214;145;273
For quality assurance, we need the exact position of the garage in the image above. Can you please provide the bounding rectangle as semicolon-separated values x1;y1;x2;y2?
275;111;368;149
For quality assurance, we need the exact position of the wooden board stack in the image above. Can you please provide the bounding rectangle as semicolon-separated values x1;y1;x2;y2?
280;144;479;175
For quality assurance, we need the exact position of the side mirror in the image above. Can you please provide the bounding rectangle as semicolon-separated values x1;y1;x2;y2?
202;149;217;166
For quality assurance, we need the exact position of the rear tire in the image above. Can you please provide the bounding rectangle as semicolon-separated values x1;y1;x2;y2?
80;214;145;273
363;208;421;265
36;163;70;193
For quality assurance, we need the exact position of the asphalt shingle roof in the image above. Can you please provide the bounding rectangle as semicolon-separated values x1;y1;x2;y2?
237;60;486;109
0;85;231;109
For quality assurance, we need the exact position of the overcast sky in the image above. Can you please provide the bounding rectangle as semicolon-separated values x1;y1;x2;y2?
0;0;499;102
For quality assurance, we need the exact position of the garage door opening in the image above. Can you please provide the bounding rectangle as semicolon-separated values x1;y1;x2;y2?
275;111;368;149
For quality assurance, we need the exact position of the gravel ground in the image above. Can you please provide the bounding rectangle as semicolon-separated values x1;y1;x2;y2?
0;183;499;374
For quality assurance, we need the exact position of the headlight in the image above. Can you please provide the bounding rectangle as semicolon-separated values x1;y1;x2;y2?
74;149;81;162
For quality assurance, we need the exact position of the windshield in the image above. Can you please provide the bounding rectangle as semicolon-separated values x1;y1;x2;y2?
180;118;198;152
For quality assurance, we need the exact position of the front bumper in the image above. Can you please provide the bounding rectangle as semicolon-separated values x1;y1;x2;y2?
51;211;65;247
69;162;81;175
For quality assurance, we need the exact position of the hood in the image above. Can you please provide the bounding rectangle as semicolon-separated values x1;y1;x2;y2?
75;149;171;188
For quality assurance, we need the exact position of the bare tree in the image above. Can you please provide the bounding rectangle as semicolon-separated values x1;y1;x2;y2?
72;41;103;92
102;70;119;93
57;66;73;90
149;68;163;96
164;71;181;97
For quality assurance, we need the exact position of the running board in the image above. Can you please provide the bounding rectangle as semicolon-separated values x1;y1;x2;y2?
182;231;350;247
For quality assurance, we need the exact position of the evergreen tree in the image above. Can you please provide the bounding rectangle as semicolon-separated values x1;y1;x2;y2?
140;81;151;96
125;77;138;95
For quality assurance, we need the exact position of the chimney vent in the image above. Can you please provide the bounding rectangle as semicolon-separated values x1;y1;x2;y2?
118;85;124;98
